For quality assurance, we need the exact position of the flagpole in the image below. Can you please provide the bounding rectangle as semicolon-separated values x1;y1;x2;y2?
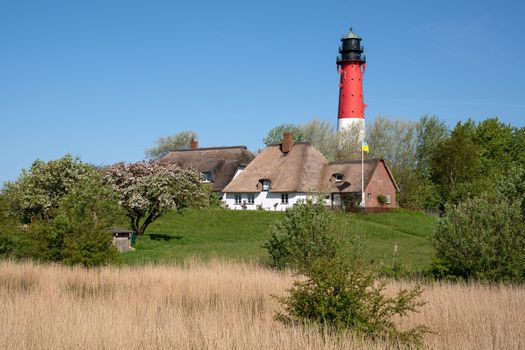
361;140;365;208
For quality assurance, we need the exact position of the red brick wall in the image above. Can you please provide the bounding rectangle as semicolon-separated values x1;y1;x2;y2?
364;161;398;208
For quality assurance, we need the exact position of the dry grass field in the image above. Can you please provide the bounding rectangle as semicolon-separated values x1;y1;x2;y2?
0;260;523;350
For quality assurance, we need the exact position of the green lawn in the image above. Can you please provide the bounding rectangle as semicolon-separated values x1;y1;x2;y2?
122;208;437;273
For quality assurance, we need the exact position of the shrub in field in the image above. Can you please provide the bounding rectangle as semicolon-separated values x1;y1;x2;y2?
432;192;525;283
15;220;64;262
1;158;122;267
15;220;119;267
62;229;119;267
263;198;338;269
269;200;427;346
56;173;122;267
0;231;16;257
276;256;427;346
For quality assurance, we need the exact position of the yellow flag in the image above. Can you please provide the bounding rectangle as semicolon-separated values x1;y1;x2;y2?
362;141;369;153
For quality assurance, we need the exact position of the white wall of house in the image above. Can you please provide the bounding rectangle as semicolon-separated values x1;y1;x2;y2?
222;192;313;211
232;166;246;180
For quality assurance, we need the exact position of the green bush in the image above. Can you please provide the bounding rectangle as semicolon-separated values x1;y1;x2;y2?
0;160;123;267
268;199;427;346
432;192;525;283
15;221;65;262
63;229;120;267
341;193;361;210
263;199;338;269
0;231;15;257
276;256;427;345
377;195;387;205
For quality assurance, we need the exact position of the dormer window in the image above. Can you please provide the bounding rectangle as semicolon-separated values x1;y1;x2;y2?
261;179;271;191
202;172;213;183
334;173;344;182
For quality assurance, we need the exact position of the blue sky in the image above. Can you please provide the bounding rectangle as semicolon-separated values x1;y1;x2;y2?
1;0;524;185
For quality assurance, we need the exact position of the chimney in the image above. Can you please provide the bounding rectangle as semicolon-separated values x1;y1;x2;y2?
190;139;198;149
281;132;294;153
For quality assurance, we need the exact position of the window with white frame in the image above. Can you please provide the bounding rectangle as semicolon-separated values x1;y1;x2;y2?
202;172;213;183
261;179;271;191
367;193;372;199
248;194;255;204
281;193;289;204
386;194;392;204
234;194;242;205
334;173;344;182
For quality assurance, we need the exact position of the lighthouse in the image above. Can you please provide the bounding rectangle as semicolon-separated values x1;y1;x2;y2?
336;27;366;137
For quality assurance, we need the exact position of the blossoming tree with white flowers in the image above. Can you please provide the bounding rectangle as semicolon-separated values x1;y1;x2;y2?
104;161;208;236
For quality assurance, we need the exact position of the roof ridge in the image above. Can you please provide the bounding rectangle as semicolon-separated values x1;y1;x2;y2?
168;146;248;152
328;158;382;164
266;141;312;147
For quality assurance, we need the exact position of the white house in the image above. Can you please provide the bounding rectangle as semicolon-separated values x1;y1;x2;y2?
222;133;399;211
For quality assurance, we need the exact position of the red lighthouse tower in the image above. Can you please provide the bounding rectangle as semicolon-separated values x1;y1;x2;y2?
337;27;366;135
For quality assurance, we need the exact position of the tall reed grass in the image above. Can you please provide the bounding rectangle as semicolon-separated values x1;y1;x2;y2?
0;260;523;349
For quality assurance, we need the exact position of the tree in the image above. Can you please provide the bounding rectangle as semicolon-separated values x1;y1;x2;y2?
432;192;525;283
497;165;525;220
302;119;339;160
367;117;418;207
263;123;305;146
511;126;525;166
2;154;95;222
430;123;483;203
263;118;363;161
104;161;208;235
333;123;364;161
367;117;417;174
4;163;122;266
54;169;122;266
473;118;515;173
56;168;124;231
415;115;450;179
145;130;198;159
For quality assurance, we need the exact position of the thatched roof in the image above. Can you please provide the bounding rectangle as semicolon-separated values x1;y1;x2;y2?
160;146;255;192
320;159;399;193
223;143;398;194
222;143;328;193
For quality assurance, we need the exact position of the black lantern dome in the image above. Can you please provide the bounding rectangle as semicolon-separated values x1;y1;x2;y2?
337;27;365;64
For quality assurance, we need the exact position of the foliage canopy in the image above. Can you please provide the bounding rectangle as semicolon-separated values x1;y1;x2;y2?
104;161;208;235
1;156;122;266
145;130;198;159
432;192;525;283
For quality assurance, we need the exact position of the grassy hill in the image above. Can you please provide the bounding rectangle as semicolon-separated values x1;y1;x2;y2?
122;208;437;273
